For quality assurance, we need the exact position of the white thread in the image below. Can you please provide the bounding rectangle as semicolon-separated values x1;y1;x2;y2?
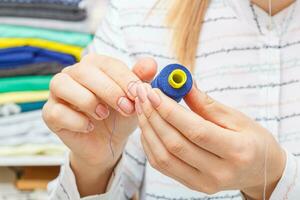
263;139;269;200
108;80;141;158
109;111;117;158
262;1;272;200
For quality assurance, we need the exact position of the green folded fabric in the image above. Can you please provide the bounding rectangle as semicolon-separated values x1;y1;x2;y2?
0;75;52;93
0;24;93;47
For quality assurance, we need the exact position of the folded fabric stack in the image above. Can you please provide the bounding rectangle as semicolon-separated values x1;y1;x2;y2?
0;0;96;158
0;0;87;21
0;0;105;33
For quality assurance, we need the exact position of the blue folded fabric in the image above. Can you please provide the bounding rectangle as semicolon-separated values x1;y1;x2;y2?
0;101;46;116
0;46;76;68
19;101;46;112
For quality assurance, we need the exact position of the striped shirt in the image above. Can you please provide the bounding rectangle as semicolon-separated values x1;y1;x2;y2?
50;0;300;199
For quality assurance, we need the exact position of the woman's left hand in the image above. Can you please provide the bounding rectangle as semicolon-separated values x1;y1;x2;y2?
135;82;286;200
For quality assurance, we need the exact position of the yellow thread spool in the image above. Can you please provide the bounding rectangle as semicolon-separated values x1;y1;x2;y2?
168;69;187;89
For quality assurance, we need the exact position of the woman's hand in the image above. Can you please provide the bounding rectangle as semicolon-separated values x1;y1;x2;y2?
135;83;286;200
42;54;156;196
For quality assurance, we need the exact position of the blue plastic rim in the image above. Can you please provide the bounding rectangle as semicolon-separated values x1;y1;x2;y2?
151;64;193;102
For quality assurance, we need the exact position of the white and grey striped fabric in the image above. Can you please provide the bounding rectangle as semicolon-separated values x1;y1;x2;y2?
50;0;300;199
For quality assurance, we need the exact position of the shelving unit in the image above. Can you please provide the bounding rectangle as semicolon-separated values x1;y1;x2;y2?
0;155;64;167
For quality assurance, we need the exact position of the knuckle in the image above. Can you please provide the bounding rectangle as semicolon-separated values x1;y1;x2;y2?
101;86;120;103
77;94;97;112
101;85;115;99
161;104;176;121
148;157;158;169
42;102;51;123
144;106;156;120
42;103;60;133
139;119;148;131
156;154;172;169
166;140;185;155
49;73;67;93
47;103;64;123
145;153;159;169
189;129;208;145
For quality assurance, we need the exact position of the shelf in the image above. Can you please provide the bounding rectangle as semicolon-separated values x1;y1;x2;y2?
0;155;64;166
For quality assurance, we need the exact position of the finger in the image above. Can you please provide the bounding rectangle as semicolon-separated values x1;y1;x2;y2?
65;65;135;116
132;57;157;83
140;134;196;189
136;99;202;190
81;55;155;100
137;89;222;171
128;58;158;99
50;73;109;120
141;84;241;158
42;98;93;133
184;83;249;131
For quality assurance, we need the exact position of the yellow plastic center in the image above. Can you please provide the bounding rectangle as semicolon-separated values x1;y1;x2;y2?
168;69;187;89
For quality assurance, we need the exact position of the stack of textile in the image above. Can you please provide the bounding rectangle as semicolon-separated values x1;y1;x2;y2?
0;0;96;159
0;0;105;33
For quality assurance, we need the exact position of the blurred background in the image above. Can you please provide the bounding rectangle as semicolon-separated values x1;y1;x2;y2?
0;0;108;199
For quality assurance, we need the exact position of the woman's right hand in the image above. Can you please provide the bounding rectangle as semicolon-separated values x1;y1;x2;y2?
42;54;157;170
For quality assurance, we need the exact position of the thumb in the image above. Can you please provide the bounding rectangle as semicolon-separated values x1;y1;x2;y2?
184;82;247;130
132;57;157;82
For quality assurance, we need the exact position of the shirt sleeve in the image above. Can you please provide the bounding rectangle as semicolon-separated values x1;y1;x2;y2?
269;149;300;200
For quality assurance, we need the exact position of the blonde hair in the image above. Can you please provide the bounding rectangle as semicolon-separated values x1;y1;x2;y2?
165;0;210;70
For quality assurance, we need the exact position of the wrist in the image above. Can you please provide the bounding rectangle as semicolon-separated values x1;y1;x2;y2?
242;147;286;200
242;180;278;200
70;152;115;176
70;152;120;197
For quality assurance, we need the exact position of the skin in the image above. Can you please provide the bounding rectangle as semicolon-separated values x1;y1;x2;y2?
42;1;293;199
135;83;285;200
43;55;157;196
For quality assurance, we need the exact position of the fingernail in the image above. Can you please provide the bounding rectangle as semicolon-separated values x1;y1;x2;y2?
95;104;110;119
135;97;143;115
137;84;147;103
127;81;139;99
147;89;161;108
87;122;94;132
117;97;134;114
